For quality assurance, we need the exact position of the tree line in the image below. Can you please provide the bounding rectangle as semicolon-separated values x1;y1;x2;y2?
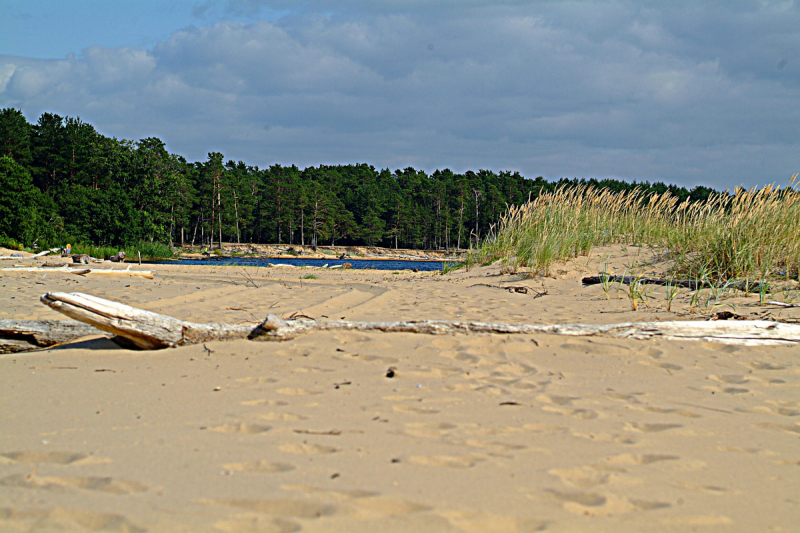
0;108;719;250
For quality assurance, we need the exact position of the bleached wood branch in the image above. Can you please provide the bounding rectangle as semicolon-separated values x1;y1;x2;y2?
3;266;153;279
37;292;800;350
40;292;253;350
767;301;800;308
0;319;107;354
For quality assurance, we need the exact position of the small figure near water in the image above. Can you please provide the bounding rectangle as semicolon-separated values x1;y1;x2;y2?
61;243;72;257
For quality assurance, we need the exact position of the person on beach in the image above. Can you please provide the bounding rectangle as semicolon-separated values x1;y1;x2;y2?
62;243;71;257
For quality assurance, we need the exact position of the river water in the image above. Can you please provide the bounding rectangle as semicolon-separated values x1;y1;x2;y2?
157;257;458;272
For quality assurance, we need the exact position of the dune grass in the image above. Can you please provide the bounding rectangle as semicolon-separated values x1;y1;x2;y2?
477;175;800;283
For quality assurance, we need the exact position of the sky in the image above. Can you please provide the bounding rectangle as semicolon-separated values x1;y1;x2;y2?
1;0;798;190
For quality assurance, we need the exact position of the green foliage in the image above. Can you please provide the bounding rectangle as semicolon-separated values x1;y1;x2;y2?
0;236;23;250
301;274;319;279
0;155;60;246
0;109;723;254
440;262;464;274
70;241;176;261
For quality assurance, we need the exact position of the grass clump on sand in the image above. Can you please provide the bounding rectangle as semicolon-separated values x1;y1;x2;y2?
478;175;800;283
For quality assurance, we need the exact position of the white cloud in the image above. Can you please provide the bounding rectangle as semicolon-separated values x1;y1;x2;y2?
1;1;799;188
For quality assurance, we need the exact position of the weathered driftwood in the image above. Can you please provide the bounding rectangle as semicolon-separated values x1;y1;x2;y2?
41;292;254;350
39;292;800;350
582;275;765;292
3;266;154;279
0;319;107;354
768;301;800;308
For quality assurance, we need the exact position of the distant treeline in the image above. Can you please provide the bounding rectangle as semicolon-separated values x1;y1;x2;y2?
0;108;719;250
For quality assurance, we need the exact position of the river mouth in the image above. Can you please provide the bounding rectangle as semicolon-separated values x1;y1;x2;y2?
153;257;459;271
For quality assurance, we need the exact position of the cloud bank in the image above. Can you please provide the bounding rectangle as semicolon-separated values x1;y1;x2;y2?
2;0;798;189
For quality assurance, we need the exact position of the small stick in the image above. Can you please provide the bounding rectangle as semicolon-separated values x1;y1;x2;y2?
469;283;547;297
767;301;800;308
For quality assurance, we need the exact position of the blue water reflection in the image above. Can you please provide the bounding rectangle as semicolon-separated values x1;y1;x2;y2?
156;257;457;271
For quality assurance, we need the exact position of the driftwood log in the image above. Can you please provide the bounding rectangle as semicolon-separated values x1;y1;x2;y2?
0;319;107;354
3;266;154;279
32;292;800;351
582;275;765;292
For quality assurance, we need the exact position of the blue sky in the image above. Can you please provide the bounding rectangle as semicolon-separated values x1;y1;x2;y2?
2;0;798;190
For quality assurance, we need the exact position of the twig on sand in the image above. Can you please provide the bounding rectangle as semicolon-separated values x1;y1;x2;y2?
469;283;547;297
28;292;800;351
767;301;800;308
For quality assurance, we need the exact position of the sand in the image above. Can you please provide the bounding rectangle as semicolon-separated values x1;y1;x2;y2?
1;246;799;532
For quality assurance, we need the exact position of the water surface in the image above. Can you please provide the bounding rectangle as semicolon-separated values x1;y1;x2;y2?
158;257;456;272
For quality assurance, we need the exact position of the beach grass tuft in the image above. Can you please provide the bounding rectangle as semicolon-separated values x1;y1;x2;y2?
477;175;800;283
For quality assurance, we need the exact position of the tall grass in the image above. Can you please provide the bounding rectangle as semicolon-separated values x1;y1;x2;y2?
70;241;177;261
478;176;800;282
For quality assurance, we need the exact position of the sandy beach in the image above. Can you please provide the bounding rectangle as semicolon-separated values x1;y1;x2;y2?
1;246;799;532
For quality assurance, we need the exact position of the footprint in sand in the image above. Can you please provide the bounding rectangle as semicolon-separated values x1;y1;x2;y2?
279;443;338;455
259;412;308;421
549;467;610;488
393;404;440;414
642;361;683;371
204;498;337;519
754;405;800;417
280;483;431;516
276;388;323;396
492;362;538;376
0;450;86;465
464;440;527;453
535;394;577;406
673;481;729;494
409;455;484;468
747;361;786;371
624;422;682;433
236;376;279;384
0;474;148;495
573;432;638;444
282;484;379;502
0;507;146;533
542;406;599;420
602;392;643;403
208;423;271;434
441;510;547;533
543;489;669;516
353;497;432;516
635;406;701;418
709;374;750;385
241;399;288;407
292;366;336;374
403;422;458;439
222;460;295;473
358;354;399;364
214;515;301;533
755;422;800;435
604;453;679;465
